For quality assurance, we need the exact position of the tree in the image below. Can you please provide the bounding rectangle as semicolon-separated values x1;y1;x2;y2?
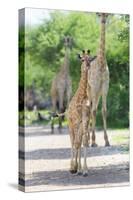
19;11;129;128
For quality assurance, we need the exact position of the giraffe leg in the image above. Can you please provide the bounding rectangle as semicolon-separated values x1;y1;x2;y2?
83;135;88;176
70;147;78;174
51;97;57;134
82;99;91;147
70;146;77;173
102;95;110;146
82;112;89;176
66;79;72;107
58;90;65;133
77;148;82;175
51;117;54;134
75;122;83;175
91;107;98;147
87;108;91;147
87;121;91;147
69;127;77;173
71;125;82;174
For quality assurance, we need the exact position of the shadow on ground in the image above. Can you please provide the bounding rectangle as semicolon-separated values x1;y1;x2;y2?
19;163;129;187
19;145;127;160
19;126;68;137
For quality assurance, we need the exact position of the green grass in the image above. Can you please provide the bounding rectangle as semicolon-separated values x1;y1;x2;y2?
19;109;68;127
19;109;129;130
112;133;129;153
112;134;129;143
120;145;129;152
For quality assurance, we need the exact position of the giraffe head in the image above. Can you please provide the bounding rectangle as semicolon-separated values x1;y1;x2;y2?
78;50;90;72
96;12;109;24
64;36;73;49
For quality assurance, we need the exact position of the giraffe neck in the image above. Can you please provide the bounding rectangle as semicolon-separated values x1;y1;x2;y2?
98;17;106;67
78;68;88;96
61;47;70;74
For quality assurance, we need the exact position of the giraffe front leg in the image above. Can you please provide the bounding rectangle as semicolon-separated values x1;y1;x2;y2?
83;148;88;176
58;90;64;133
87;128;90;147
82;134;88;176
77;148;82;175
51;97;57;134
71;125;82;174
69;128;77;173
66;79;72;107
81;102;90;176
70;147;77;173
83;146;88;176
71;147;78;173
69;132;78;173
102;95;110;146
87;108;91;147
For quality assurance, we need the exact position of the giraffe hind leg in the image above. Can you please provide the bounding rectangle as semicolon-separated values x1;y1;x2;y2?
58;91;65;133
102;106;110;146
51;117;54;134
91;109;98;147
102;94;110;146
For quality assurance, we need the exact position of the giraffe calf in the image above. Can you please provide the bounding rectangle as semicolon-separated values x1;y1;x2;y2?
67;51;91;176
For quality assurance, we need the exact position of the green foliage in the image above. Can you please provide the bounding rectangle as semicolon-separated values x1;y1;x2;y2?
112;133;129;153
19;11;129;128
19;109;68;126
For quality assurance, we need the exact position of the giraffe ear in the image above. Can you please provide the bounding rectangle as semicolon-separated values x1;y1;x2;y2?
66;36;70;43
63;36;68;43
87;49;90;54
96;12;101;17
105;13;109;17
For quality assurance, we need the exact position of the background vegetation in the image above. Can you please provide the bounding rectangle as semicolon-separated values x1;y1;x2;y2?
19;11;129;128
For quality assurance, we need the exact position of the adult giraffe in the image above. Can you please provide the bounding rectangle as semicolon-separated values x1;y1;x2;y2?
87;13;110;147
51;36;72;133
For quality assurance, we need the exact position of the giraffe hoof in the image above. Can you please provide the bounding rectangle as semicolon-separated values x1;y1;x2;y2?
70;169;77;174
105;142;110;147
91;143;98;147
83;172;88;177
77;171;82;176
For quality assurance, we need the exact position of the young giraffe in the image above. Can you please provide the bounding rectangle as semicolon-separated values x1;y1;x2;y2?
51;36;72;133
67;51;91;176
87;13;110;147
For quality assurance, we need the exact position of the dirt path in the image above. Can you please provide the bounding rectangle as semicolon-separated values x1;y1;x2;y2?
19;126;129;192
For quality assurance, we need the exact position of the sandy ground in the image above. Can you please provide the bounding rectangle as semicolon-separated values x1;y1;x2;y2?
19;126;129;192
